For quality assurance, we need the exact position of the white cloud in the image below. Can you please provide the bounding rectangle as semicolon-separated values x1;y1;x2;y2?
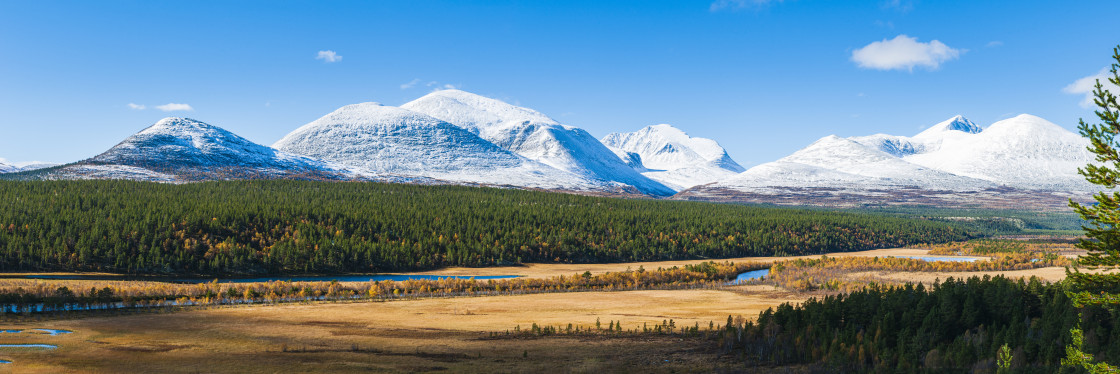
127;103;146;110
986;41;1003;48
156;103;193;112
316;50;342;63
851;35;962;71
880;0;913;12
1064;68;1120;108
419;81;460;92
400;78;421;90
430;83;459;92
709;0;785;11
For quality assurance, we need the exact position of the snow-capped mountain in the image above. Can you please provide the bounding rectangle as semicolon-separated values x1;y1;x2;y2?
601;124;745;190
0;161;56;173
913;115;982;139
902;114;1093;191
681;114;1096;209
274;102;620;191
720;134;996;192
401;90;674;196
14;162;59;172
23;117;354;182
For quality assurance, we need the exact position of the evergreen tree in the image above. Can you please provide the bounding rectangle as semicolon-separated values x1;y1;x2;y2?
1065;45;1120;373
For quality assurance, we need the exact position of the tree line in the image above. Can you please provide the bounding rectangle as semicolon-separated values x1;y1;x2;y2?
0;180;970;276
0;261;763;316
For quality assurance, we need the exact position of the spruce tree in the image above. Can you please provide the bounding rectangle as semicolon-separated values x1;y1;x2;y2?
1065;45;1120;373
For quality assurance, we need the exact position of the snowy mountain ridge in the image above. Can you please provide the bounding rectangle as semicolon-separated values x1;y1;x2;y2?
21;117;358;182
681;114;1097;208
0;161;57;173
273;102;624;192
3;89;1098;208
602;124;745;190
402;90;674;195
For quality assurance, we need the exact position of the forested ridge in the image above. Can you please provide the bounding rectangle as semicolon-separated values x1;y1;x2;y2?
0;180;969;275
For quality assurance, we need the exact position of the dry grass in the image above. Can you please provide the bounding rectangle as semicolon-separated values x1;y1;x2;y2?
412;247;948;279
0;288;804;373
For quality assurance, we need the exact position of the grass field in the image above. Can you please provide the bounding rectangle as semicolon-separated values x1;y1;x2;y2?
0;287;805;373
0;246;1085;373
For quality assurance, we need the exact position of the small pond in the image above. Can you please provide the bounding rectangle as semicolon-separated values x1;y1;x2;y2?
0;344;57;350
0;329;71;336
730;269;770;285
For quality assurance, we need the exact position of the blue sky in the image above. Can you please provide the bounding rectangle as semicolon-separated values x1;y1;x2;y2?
1;0;1118;167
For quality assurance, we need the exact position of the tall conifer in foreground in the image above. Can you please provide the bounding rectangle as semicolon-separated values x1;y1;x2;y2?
1065;45;1120;373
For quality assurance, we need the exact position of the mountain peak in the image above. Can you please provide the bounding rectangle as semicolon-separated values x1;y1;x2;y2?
403;90;557;133
144;117;212;131
1005;113;1048;123
128;117;240;145
913;115;981;139
604;124;742;169
984;113;1072;137
76;117;343;181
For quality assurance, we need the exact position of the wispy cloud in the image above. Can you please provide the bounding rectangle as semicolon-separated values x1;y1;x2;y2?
433;83;458;92
1064;68;1120;108
316;50;342;63
422;81;460;92
709;0;785;11
851;35;962;71
400;78;421;90
986;40;1003;48
880;0;913;13
127;103;146;110
156;103;193;112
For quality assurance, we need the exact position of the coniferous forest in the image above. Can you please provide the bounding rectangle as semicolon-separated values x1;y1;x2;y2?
722;276;1117;373
0;180;970;275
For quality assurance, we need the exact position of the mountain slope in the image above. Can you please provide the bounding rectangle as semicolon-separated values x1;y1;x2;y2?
274;102;614;191
680;114;1095;209
0;162;16;173
902;114;1094;191
602;124;745;190
713;135;994;192
21;117;353;181
401;90;674;196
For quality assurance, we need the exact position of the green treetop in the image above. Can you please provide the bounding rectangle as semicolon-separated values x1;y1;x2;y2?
1065;45;1120;373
